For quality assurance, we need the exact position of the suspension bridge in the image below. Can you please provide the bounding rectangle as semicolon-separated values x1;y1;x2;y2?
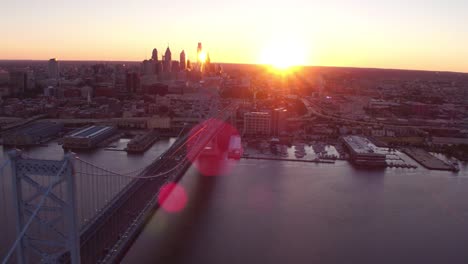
0;105;237;264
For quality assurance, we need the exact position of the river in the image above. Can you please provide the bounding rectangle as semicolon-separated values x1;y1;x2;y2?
123;158;468;264
1;140;468;263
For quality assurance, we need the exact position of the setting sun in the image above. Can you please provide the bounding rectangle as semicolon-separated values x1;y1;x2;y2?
260;39;308;71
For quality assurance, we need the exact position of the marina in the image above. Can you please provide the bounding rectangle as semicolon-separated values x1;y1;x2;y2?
242;139;342;164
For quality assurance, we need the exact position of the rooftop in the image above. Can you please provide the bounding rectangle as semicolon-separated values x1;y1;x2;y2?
69;125;114;138
342;135;384;156
245;112;270;116
12;122;62;137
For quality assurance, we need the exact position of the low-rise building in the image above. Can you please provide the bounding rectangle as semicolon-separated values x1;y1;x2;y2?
342;135;386;167
3;121;63;146
243;112;271;136
148;116;171;129
63;125;117;149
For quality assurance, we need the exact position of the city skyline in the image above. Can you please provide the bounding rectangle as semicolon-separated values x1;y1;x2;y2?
2;0;468;73
1;1;468;263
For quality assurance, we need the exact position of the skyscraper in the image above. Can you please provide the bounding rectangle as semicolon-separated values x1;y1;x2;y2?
125;72;140;93
271;108;288;136
142;60;154;76
9;69;34;95
197;42;202;64
164;47;172;72
152;48;158;61
48;58;59;79
171;61;180;73
180;50;186;70
205;52;211;72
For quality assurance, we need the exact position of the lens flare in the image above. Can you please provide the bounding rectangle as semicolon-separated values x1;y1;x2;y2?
157;182;188;213
186;119;242;176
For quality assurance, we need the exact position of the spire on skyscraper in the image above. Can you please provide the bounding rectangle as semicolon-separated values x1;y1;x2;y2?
163;46;172;73
165;46;172;61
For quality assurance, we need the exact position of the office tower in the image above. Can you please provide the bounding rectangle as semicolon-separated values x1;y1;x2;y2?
125;72;140;93
197;42;203;70
171;61;180;73
142;60;155;76
48;58;59;79
154;61;162;75
180;50;186;70
197;42;202;63
164;47;172;73
187;60;192;70
271;108;288;136
205;53;211;72
152;48;158;61
9;69;34;95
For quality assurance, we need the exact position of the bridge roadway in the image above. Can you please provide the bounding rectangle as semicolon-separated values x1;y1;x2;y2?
63;108;235;263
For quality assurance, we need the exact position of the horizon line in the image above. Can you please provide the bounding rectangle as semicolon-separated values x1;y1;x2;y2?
0;59;467;75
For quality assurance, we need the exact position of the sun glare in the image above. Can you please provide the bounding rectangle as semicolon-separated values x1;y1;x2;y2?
260;39;307;71
198;51;207;63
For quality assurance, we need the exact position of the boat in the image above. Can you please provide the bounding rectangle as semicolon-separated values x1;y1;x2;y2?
451;161;460;172
295;151;305;158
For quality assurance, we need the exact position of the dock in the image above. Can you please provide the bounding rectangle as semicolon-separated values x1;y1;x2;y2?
241;155;335;164
97;133;124;148
125;130;159;153
402;147;455;171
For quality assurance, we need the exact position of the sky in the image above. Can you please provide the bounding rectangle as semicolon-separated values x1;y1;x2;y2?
2;0;468;72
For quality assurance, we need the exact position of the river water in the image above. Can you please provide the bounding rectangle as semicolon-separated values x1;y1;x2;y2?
123;159;468;264
1;140;468;263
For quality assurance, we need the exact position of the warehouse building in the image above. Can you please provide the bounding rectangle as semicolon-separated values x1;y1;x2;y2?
342;135;386;167
3;121;63;146
63;125;117;149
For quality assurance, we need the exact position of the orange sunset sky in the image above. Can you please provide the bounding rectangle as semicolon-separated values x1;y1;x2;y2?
2;0;468;72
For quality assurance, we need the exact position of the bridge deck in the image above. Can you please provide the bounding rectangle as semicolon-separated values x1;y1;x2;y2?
71;113;232;263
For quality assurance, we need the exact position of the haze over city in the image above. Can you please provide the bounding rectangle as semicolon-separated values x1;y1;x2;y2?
3;0;468;72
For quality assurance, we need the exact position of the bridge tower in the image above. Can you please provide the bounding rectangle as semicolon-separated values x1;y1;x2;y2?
8;150;80;264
